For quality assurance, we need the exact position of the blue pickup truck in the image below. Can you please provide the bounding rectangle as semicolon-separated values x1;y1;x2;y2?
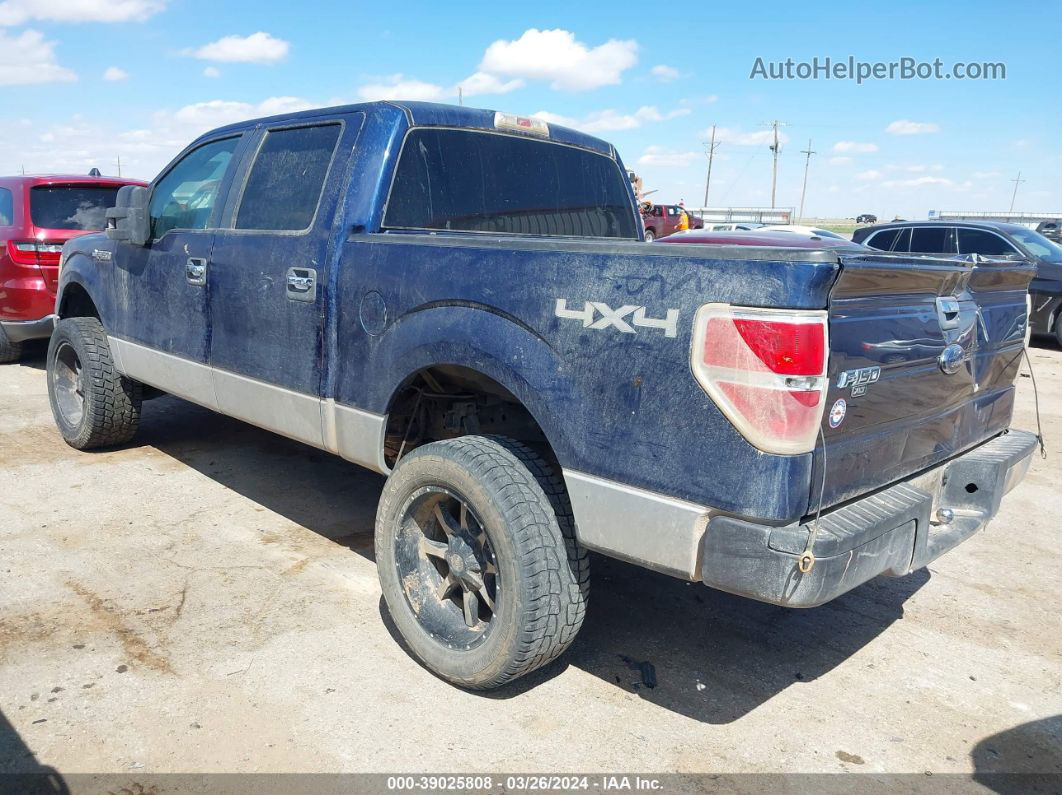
49;101;1038;689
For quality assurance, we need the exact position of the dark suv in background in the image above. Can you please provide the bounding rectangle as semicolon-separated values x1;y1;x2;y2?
853;220;1062;345
1;173;146;362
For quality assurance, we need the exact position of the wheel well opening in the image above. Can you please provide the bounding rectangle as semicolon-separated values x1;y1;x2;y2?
384;366;556;470
59;284;100;320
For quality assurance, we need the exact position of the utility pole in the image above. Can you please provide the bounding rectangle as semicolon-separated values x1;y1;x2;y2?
1008;170;1025;213
116;153;122;177
765;120;785;208
702;125;720;209
458;87;463;107
798;139;815;222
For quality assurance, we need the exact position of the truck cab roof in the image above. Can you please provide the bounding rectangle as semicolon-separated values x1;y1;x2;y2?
197;101;616;158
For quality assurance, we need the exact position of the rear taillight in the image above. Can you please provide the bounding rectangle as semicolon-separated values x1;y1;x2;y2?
6;241;64;266
691;303;829;455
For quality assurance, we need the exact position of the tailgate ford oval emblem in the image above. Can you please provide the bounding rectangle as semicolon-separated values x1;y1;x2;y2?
938;343;966;375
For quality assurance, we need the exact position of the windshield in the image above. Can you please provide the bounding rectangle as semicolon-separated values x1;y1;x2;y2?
1008;227;1062;263
30;185;122;231
384;129;639;239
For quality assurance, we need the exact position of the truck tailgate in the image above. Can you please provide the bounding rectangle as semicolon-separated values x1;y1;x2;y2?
817;253;1034;511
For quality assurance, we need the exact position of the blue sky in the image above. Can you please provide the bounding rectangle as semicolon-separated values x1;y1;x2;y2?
1;0;1058;218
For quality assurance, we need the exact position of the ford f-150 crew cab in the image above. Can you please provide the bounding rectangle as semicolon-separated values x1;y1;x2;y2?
49;101;1038;689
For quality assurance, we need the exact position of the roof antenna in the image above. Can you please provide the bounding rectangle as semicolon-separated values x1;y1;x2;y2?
88;167;102;177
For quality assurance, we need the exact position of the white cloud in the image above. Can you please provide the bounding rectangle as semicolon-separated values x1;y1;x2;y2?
882;176;952;188
0;95;325;180
973;170;1001;179
0;0;165;25
637;145;700;167
479;28;638;91
856;169;883;181
167;96;315;130
356;73;450;102
832;140;878;153
885;163;937;173
103;66;128;81
184;32;289;64
535;105;688;133
828;156;852;165
650;64;680;82
455;71;523;97
885;119;940;135
711;127;789;146
202;66;220;78
0;29;76;85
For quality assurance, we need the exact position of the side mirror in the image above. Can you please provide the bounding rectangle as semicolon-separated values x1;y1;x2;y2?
106;185;150;246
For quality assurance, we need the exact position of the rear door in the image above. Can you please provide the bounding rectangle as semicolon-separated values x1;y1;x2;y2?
818;253;1034;509
207;115;361;447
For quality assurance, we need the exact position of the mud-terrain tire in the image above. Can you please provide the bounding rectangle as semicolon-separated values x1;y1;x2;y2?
375;435;589;689
47;317;142;450
0;325;21;363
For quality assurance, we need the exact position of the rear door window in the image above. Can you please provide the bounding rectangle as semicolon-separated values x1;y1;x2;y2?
888;228;912;252
957;229;1019;256
235;123;342;231
910;226;951;253
0;188;12;226
384;128;638;239
30;185;121;230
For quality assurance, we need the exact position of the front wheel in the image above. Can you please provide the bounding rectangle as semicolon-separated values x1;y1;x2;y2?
47;317;142;450
375;436;589;689
644;229;656;242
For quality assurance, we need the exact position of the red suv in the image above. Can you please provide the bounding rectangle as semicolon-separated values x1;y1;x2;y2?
640;203;704;242
1;174;146;362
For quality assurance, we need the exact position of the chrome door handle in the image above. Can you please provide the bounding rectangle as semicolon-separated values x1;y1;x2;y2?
186;257;207;286
286;267;316;302
936;296;961;330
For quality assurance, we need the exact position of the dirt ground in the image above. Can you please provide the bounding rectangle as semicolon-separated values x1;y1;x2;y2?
1;338;1060;781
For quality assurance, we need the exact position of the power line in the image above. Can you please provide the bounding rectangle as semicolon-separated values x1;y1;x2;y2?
1009;170;1025;212
702;125;720;208
798;139;816;222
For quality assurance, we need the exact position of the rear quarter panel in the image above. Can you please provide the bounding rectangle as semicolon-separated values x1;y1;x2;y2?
334;235;841;523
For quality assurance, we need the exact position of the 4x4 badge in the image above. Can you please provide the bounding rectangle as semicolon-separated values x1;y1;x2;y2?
837;366;880;397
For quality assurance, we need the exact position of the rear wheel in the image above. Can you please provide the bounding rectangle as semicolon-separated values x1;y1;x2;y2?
0;325;22;364
1054;313;1062;348
644;229;656;242
47;317;142;450
375;435;588;689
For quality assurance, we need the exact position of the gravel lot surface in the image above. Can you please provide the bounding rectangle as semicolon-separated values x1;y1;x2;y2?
1;338;1059;782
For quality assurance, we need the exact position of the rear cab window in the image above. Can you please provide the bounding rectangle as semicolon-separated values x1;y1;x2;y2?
30;185;121;230
383;128;638;239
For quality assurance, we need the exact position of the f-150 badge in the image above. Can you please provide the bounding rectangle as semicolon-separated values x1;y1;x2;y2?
554;299;679;338
837;366;880;397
